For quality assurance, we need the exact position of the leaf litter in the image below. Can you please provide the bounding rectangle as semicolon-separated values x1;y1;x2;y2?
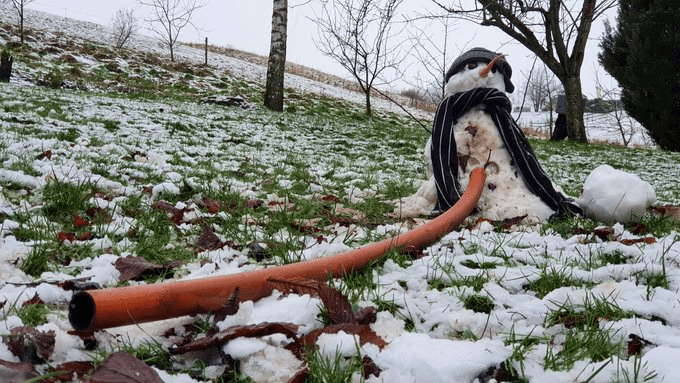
0;4;679;383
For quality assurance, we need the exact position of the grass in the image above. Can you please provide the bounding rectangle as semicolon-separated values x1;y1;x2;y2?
1;18;680;383
305;344;365;383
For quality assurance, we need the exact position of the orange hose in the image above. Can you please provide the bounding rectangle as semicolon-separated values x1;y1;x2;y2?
69;168;486;332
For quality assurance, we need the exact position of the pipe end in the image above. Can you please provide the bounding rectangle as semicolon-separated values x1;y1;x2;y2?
68;291;96;332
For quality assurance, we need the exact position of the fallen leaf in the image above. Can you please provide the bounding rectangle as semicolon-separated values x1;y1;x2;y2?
37;150;52;160
58;231;77;242
593;226;616;241
86;207;112;223
196;225;225;251
213;287;240;322
243;198;264;209
319;285;354;325
321;194;341;203
170;322;299;355
652;205;680;223
268;276;324;297
287;367;309;383
353;307;377;325
88;352;162;383
45;360;94;382
200;198;222;214
362;355;382;379
0;359;37;380
72;214;90;228
6;326;56;362
620;237;656;246
114;256;180;282
21;293;44;307
288;323;386;358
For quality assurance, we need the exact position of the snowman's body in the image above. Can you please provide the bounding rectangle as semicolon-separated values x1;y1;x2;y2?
436;103;554;222
396;49;559;223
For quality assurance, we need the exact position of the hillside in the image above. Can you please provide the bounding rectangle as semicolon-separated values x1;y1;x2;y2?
1;5;680;383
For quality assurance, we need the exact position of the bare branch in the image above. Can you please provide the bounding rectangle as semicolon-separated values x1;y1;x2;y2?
312;0;405;115
137;0;207;62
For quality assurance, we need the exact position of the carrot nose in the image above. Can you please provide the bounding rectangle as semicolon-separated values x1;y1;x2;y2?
479;54;506;77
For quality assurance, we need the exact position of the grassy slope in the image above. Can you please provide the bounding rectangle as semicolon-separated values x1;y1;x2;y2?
2;21;680;382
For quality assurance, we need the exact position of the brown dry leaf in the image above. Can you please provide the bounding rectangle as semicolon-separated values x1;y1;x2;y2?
334;206;366;222
21;293;44;307
287;367;309;383
290;218;323;234
37;150;52;160
288;323;386;358
58;231;77;242
321;194;342;203
114;256;179;282
86;207;112;223
72;214;90;228
200;198;222;214
499;215;527;229
57;277;101;291
45;361;95;382
153;200;179;213
170;322;299;355
213;287;240;322
87;352;162;383
593;226;616;241
620;237;656;246
652;205;680;223
196;225;225;251
7;326;56;362
362;355;382;379
318;285;354;325
0;359;37;380
267;276;323;297
354;307;377;325
243;198;264;209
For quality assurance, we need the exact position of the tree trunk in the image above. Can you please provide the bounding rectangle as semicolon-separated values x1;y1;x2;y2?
563;75;588;142
364;90;372;116
0;52;12;82
264;0;288;112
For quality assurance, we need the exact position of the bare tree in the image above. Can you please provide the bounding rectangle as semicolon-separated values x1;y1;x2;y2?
111;8;139;49
264;0;288;112
406;13;456;105
525;64;561;113
433;0;618;143
593;70;646;147
8;0;36;44
313;0;404;116
526;69;547;112
137;0;207;62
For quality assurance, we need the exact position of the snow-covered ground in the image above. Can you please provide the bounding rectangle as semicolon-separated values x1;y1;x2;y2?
1;5;680;383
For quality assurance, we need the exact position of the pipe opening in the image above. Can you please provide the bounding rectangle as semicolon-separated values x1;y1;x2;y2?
68;292;96;332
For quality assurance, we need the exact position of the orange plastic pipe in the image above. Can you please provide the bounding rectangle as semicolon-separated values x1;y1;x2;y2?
68;168;486;332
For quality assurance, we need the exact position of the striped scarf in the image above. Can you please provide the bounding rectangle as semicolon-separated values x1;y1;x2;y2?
430;87;583;218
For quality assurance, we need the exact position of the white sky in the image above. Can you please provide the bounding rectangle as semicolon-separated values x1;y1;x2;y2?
25;0;617;98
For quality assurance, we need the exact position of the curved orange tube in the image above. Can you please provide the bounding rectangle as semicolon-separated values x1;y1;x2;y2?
69;168;486;332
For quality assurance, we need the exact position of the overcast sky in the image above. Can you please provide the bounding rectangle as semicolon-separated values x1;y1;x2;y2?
26;0;617;98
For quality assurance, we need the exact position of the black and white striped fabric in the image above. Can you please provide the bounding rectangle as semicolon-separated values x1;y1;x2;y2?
430;87;583;218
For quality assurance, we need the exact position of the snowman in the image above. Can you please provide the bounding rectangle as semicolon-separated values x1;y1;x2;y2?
396;47;583;223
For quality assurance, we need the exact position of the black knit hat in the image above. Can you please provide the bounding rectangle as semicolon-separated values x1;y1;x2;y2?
445;47;514;93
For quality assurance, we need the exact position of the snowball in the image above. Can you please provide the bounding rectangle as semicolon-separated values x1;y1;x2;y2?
577;164;656;224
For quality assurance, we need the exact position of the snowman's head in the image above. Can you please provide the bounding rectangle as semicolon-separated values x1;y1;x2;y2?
444;47;514;96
